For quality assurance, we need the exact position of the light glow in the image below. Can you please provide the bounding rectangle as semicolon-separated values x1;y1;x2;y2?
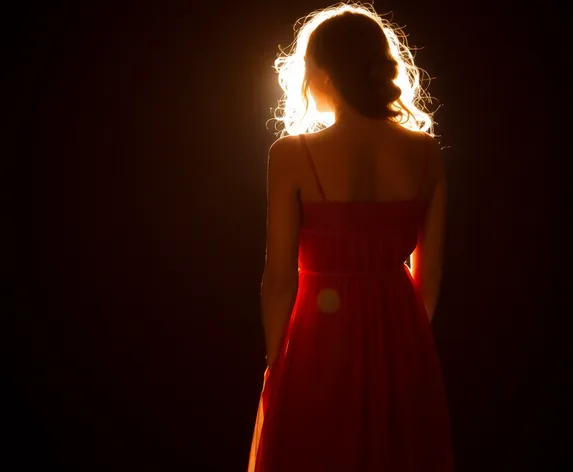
273;2;436;137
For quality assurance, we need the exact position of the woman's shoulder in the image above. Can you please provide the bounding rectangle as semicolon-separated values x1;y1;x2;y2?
392;125;441;163
269;134;303;154
387;121;433;144
267;135;307;176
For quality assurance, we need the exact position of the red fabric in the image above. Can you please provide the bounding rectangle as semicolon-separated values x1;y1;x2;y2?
248;200;455;472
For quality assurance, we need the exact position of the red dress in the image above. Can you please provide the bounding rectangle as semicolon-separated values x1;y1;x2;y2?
248;135;455;472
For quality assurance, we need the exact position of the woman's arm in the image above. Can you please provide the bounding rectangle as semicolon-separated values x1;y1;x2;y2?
260;137;301;368
410;137;447;322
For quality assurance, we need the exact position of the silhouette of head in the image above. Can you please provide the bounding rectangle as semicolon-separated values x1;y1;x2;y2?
273;3;434;136
304;11;401;119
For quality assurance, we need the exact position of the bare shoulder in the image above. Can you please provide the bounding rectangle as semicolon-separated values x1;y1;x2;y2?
420;131;442;153
416;132;446;202
267;135;304;179
269;135;302;160
420;132;445;174
398;125;438;148
397;129;445;200
399;127;443;169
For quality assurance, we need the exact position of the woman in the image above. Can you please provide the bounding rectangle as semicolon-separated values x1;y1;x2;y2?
249;3;454;471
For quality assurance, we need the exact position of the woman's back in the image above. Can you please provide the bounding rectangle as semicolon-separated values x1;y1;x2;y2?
295;120;438;206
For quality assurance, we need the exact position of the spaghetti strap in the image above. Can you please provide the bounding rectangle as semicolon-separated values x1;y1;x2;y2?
300;134;327;201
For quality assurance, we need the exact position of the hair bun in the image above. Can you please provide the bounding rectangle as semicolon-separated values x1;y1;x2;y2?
368;56;398;81
365;56;401;107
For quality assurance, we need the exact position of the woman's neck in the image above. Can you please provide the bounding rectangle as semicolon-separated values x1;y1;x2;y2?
332;106;391;133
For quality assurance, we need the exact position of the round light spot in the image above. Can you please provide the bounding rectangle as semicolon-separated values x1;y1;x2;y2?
317;288;340;314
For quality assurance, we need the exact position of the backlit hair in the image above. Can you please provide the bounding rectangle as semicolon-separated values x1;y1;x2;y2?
272;2;436;137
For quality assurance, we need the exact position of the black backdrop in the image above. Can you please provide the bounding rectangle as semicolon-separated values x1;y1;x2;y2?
9;1;569;471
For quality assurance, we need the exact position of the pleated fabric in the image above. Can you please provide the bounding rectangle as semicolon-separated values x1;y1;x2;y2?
248;200;455;472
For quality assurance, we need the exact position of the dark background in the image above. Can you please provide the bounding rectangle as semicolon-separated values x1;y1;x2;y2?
8;1;569;471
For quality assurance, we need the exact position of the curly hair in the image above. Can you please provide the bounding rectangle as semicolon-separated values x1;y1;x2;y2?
272;2;436;136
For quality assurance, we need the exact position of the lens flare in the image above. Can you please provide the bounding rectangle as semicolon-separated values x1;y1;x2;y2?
273;2;436;137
